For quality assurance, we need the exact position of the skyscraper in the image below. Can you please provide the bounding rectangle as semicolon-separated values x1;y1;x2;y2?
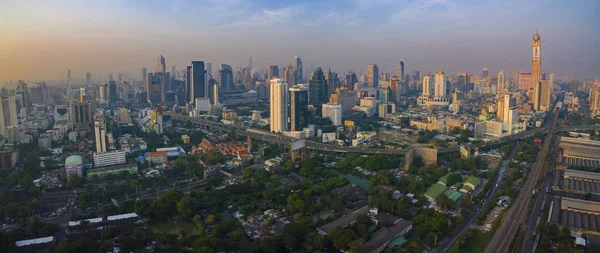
185;66;191;102
531;31;542;111
422;74;432;97
345;72;358;90
171;65;177;78
295;56;303;84
308;68;327;105
209;78;219;105
190;61;207;102
156;55;166;73
86;72;92;83
283;64;295;86
571;79;578;94
206;63;212;78
434;70;446;98
218;64;234;92
390;75;400;103
482;68;489;78
380;72;389;82
289;85;309;131
497;71;505;93
108;81;117;106
141;68;147;82
325;68;337;96
367;64;379;87
94;119;107;153
270;78;288;133
397;60;405;82
67;69;71;85
269;65;280;79
457;73;468;91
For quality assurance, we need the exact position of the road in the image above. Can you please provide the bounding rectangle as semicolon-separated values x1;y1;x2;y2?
435;142;521;253
484;107;560;253
521;136;560;252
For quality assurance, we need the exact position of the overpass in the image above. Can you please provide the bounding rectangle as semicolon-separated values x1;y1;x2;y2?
166;112;598;155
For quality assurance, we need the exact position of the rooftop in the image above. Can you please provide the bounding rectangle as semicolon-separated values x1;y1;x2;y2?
361;219;413;253
15;236;54;247
317;205;370;235
424;183;447;199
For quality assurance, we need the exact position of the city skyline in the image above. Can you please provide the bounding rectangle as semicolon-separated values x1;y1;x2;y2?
1;0;599;84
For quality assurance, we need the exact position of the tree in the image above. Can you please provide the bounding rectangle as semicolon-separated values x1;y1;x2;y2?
307;232;325;249
205;214;217;224
332;228;358;250
54;239;93;253
68;176;84;188
176;195;196;218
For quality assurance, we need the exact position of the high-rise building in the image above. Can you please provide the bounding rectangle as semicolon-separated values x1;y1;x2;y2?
30;82;49;105
434;70;446;98
518;73;532;91
118;73;122;82
218;64;234;92
308;68;327;105
412;71;421;82
206;63;212;78
156;55;166;73
190;61;207;102
269;65;280;79
457;73;468;91
531;31;542;111
497;71;505;93
141;68;147;81
329;88;357;114
86;72;92;83
171;65;177;78
269;78;288;133
145;73;163;104
345;72;358;90
571;79;578;94
589;79;600;116
325;68;338;96
71;99;93;133
109;73;114;82
397;60;405;82
390;75;401;103
322;103;342;126
540;80;551;110
94;119;107;153
295;56;303;83
289;85;309;131
67;69;71;85
0;96;18;137
380;72;389;82
367;64;379;87
422;74;432;97
108;81;117;106
483;68;489;78
283;64;295;86
211;78;219;105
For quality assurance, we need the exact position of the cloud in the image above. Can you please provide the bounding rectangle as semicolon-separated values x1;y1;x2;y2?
222;5;305;27
324;11;363;27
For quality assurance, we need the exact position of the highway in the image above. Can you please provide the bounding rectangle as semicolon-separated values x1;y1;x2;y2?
521;136;560;252
435;142;521;253
484;107;560;253
167;112;598;156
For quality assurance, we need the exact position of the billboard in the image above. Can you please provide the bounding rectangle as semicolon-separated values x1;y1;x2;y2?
290;139;306;151
344;120;355;127
322;132;336;143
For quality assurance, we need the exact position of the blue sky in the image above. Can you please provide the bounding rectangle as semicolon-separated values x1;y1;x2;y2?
1;0;599;83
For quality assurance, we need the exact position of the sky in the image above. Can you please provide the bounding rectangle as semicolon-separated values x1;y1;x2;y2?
1;0;599;85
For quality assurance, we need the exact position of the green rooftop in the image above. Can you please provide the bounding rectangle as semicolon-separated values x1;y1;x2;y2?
451;182;463;189
444;189;463;202
437;173;453;186
387;236;407;248
464;177;481;190
425;183;447;200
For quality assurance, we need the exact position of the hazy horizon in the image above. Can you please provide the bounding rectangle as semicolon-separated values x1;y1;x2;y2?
1;0;599;85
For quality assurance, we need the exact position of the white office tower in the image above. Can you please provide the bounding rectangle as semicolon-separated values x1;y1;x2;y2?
269;78;288;133
501;94;517;132
434;70;446;98
0;96;18;138
195;97;210;112
498;71;506;93
322;103;342;126
213;81;220;106
94;119;107;153
422;74;432;97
